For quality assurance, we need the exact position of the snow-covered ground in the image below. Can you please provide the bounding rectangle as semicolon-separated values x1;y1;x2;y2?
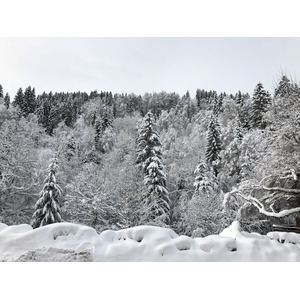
0;220;300;261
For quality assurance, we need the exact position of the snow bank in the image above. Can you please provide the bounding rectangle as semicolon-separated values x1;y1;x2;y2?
0;221;300;261
0;223;98;261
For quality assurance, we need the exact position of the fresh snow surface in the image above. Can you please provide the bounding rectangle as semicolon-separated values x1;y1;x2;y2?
0;220;300;261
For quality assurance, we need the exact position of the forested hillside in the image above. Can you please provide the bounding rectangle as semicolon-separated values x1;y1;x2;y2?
1;75;300;236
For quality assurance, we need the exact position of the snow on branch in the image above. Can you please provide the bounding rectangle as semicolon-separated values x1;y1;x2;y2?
261;186;300;194
224;189;300;218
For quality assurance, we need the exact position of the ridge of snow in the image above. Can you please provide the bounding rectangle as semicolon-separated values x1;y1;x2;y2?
0;221;300;261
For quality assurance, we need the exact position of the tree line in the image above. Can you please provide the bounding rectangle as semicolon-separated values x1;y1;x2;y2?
0;75;300;236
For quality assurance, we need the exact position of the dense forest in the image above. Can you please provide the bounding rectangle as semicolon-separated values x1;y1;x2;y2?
1;75;300;237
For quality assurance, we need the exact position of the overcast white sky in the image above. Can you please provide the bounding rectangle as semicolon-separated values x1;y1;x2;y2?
1;37;300;98
1;0;300;99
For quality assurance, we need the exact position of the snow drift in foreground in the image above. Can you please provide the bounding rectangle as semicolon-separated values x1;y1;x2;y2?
0;221;300;261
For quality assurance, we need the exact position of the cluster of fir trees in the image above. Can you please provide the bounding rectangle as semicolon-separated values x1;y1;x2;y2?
1;75;300;235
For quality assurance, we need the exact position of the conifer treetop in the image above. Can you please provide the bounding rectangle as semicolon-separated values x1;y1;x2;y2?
30;156;63;229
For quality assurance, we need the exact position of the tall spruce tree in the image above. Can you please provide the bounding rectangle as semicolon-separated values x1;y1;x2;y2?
235;90;245;106
136;112;162;167
66;134;76;161
274;75;291;99
142;155;170;225
63;94;78;127
273;75;295;116
4;93;10;109
136;112;170;225
249;82;271;129
23;86;36;116
31;157;63;228
196;89;202;109
0;84;3;98
205;114;222;173
13;87;24;110
212;94;223;116
94;112;113;153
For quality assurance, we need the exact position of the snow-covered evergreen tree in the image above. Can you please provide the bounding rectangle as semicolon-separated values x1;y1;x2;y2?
47;102;61;136
183;159;231;237
0;84;3;99
237;93;251;130
212;94;223;116
234;119;244;141
63;94;78;127
235;90;243;106
271;74;299;120
23;86;36;116
218;118;244;189
136;112;162;167
31;157;63;228
13;87;24;110
274;75;292;99
136;112;170;225
141;155;170;225
193;160;218;193
4;93;10;109
249;82;271;129
66;134;76;161
205;114;221;173
94;113;114;153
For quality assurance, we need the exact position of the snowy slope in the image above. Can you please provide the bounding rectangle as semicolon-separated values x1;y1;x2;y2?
0;221;300;261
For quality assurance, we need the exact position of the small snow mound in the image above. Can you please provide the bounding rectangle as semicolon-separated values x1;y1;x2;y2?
99;225;178;244
95;225;179;261
174;236;192;251
0;224;33;234
195;235;237;253
267;231;300;244
47;222;98;241
220;221;243;239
